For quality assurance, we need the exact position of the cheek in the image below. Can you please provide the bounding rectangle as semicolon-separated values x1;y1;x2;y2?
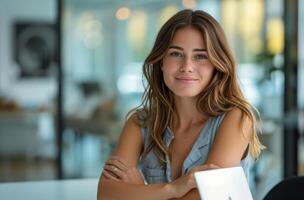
199;65;215;83
161;62;174;79
207;67;215;79
162;69;171;84
162;57;180;70
161;62;173;86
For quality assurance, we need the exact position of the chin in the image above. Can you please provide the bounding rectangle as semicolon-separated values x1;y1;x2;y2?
173;91;200;98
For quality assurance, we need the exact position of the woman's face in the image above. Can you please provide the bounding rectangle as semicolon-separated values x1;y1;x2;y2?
162;26;215;98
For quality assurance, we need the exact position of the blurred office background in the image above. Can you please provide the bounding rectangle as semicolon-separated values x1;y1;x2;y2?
0;0;303;199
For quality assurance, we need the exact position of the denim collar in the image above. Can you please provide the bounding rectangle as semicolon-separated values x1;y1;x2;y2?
163;117;213;180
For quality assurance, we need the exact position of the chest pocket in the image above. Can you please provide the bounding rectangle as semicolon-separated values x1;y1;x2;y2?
141;147;167;183
142;166;166;183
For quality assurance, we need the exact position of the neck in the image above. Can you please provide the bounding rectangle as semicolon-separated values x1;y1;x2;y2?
172;96;208;131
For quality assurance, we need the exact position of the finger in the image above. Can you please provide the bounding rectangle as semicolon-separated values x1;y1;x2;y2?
205;163;220;169
104;164;124;178
103;166;119;177
197;164;220;171
101;171;110;179
106;161;127;172
190;164;219;173
102;170;120;181
106;158;128;171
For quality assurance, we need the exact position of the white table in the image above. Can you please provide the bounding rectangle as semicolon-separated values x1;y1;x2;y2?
0;179;99;200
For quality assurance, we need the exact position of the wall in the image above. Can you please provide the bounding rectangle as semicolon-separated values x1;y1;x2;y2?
0;0;56;108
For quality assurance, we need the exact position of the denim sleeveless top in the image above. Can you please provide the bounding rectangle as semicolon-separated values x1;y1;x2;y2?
139;114;252;184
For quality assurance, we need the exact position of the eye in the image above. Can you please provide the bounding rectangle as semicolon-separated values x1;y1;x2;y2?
194;54;208;60
169;51;183;57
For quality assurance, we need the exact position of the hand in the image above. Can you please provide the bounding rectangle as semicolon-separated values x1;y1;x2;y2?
168;172;196;199
189;163;219;174
102;156;145;185
168;163;220;199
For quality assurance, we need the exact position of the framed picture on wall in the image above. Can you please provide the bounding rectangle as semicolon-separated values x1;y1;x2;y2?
13;22;57;77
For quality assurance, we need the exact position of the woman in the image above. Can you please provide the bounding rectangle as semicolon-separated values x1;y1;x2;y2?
98;9;264;200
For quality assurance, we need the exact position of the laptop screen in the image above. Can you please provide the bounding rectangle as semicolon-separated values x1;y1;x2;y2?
194;166;253;200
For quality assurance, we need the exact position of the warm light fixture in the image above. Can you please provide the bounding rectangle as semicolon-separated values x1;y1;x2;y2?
116;6;131;21
127;11;147;50
222;0;264;54
182;0;197;9
267;18;284;54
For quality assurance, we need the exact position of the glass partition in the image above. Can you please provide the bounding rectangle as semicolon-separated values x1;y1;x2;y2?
298;0;304;176
61;1;286;199
0;0;57;181
1;1;301;200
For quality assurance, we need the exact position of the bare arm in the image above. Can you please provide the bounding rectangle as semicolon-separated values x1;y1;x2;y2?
98;176;172;200
173;108;252;200
98;116;169;200
205;107;252;167
97;115;195;200
170;189;200;200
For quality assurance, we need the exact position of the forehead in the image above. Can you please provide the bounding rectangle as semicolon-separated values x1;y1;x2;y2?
170;26;206;49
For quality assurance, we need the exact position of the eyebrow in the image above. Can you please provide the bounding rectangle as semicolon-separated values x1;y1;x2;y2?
168;45;206;52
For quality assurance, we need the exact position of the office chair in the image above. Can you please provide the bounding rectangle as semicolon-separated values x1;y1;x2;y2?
263;176;304;200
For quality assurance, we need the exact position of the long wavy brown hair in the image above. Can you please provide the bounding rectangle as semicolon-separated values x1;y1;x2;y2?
129;9;264;165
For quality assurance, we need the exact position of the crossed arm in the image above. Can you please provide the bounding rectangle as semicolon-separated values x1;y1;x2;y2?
97;108;252;200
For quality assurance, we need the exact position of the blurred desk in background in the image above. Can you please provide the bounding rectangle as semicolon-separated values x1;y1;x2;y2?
0;178;98;200
64;116;120;146
0;111;39;158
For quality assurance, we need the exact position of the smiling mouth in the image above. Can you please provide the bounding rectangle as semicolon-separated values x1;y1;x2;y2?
175;77;198;83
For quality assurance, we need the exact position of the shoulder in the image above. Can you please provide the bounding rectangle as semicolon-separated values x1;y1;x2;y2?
224;107;244;121
220;107;253;139
124;112;141;132
122;111;148;143
128;109;148;127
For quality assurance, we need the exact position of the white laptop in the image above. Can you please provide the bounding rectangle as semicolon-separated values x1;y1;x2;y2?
194;166;253;200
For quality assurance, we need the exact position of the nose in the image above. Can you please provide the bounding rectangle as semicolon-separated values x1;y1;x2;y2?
179;56;193;72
